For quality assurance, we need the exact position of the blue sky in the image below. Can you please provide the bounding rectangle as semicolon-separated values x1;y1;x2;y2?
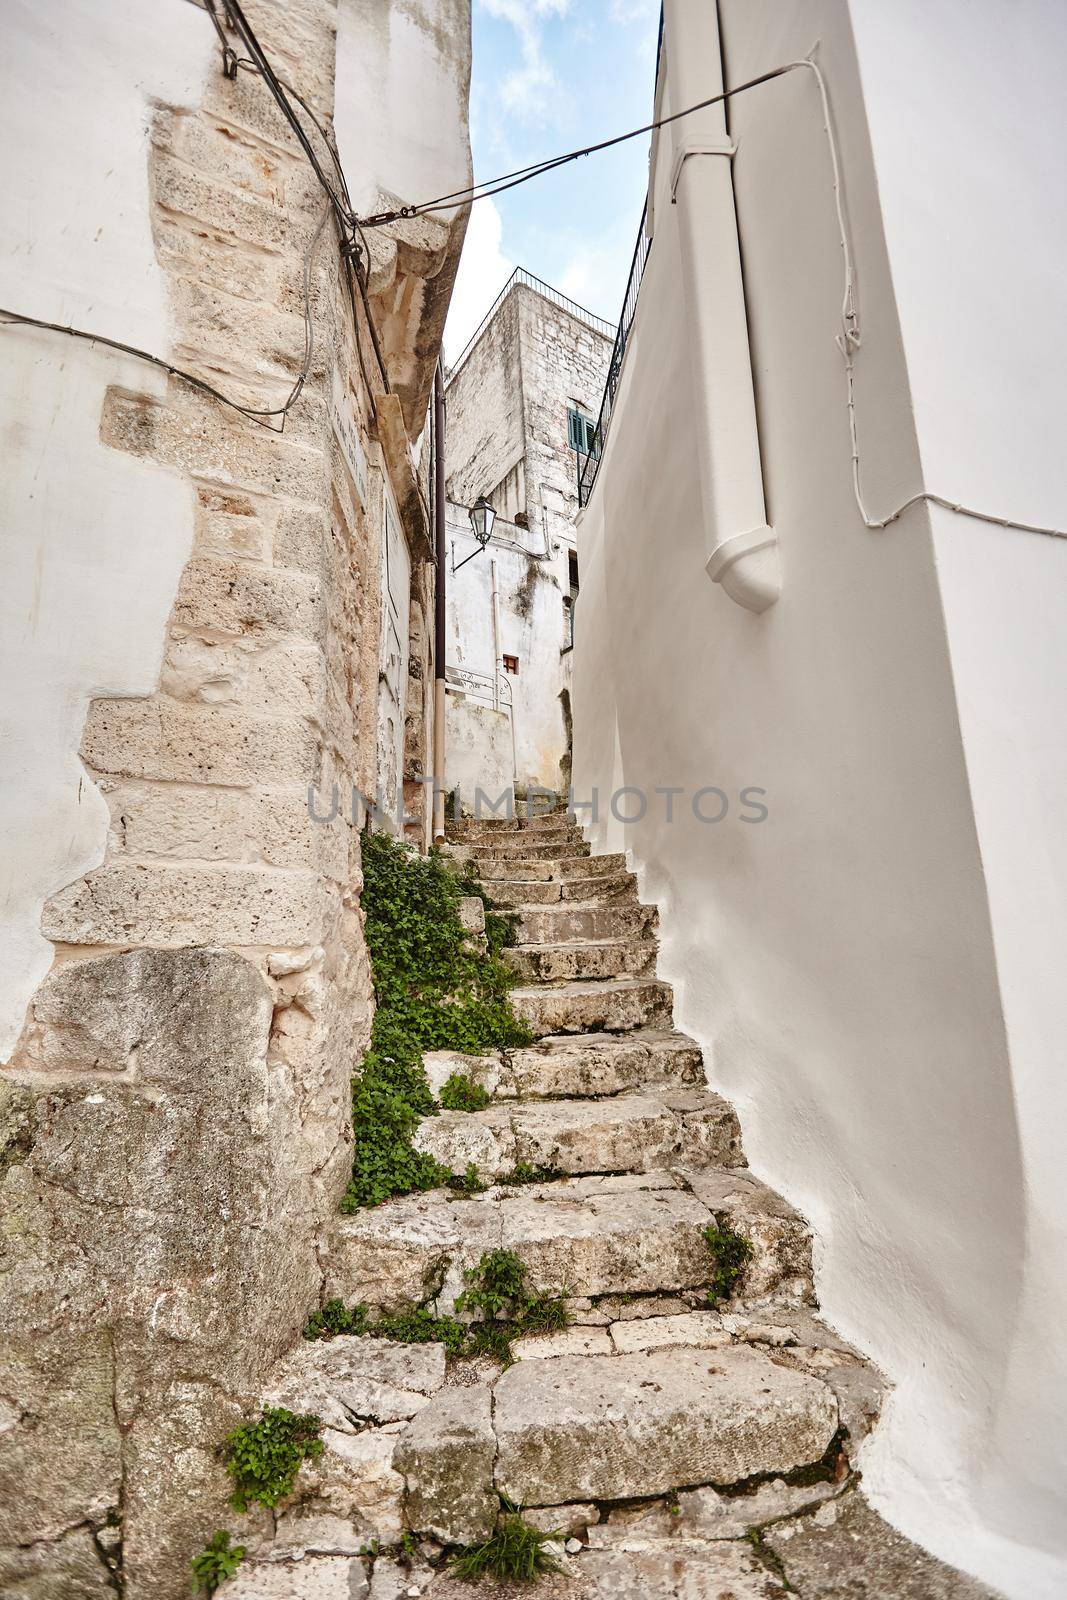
444;0;661;359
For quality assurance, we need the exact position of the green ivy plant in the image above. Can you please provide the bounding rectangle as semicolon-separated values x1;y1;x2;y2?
345;833;532;1211
439;1072;492;1112
703;1221;754;1304
304;1251;567;1367
447;1161;489;1195
223;1408;323;1511
191;1530;245;1594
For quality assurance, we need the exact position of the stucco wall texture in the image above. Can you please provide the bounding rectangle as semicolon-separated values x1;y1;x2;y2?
573;2;1067;1597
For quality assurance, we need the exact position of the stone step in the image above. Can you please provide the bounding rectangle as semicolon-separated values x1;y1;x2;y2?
510;975;673;1036
446;814;583;843
412;1088;743;1181
513;899;656;945
475;852;628;882
423;1030;702;1102
504;937;657;984
467;836;590;862
513;1029;704;1098
327;1173;733;1310
453;1345;838;1508
483;870;638;907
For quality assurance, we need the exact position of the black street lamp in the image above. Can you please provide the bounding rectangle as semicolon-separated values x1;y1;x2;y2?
453;496;498;571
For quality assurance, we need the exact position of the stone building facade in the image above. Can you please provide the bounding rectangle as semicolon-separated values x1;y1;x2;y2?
0;1;470;1593
443;272;612;795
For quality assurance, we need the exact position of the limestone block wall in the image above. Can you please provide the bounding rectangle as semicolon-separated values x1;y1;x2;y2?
444;288;524;513
0;0;471;1592
443;282;610;790
515;285;612;554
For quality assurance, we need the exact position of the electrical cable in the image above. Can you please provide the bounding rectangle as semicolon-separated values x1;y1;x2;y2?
357;63;798;226
0;202;330;432
794;53;1066;541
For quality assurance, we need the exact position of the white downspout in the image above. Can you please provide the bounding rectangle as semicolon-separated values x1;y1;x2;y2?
490;555;502;712
663;0;781;614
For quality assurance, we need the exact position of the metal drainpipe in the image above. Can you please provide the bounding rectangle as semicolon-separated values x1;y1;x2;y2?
490;555;502;714
432;361;446;842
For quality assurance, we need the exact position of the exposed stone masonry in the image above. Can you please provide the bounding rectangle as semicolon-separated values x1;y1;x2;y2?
0;1;466;1593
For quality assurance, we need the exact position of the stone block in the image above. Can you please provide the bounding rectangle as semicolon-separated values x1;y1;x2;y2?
82;697;320;786
153;154;288;249
172;556;325;642
42;862;329;947
264;1337;446;1432
221;1556;369;1599
492;1347;838;1505
394;1387;498;1544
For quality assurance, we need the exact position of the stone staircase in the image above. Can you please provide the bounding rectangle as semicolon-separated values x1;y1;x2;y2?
225;812;996;1599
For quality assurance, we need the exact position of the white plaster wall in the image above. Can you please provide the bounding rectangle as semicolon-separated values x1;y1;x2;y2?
335;0;472;216
574;0;1067;1593
0;1;212;1056
444;506;569;791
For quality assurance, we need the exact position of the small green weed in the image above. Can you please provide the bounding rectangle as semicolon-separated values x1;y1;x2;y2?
191;1530;245;1594
499;1162;561;1186
456;1249;568;1364
451;1503;563;1583
304;1250;567;1367
745;1527;793;1590
224;1408;323;1511
303;1298;368;1340
447;1161;489;1195
345;833;532;1211
439;1073;492;1112
703;1221;754;1304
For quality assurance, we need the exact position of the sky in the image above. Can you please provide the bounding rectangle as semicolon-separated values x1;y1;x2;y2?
443;0;661;362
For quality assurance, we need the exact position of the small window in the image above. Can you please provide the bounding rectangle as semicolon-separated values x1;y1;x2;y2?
568;549;579;598
502;653;519;675
567;407;598;457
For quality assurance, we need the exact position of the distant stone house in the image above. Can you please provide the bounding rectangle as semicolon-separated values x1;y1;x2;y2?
443;270;613;798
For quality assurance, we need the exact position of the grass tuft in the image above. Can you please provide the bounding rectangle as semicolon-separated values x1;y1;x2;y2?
451;1504;563;1583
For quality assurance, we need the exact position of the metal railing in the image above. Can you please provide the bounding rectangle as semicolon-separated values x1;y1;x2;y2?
577;203;651;507
447;267;614;382
445;663;518;784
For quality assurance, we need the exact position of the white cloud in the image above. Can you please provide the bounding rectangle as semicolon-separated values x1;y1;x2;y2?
608;0;659;22
479;0;571;125
444;199;516;363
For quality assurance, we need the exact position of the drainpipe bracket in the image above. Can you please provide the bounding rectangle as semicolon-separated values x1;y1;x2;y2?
671;140;737;203
706;525;781;614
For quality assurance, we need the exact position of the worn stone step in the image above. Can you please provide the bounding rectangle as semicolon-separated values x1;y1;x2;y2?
504;937;657;984
510;976;672;1036
483;870;638;907
475;852;627;882
468;836;590;862
412;1088;742;1181
445;816;523;841
488;1344;839;1505
510;1029;703;1098
513;900;656;945
326;1172;742;1310
423;1030;702;1102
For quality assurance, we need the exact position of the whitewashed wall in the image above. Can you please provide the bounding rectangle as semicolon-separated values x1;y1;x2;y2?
573;2;1067;1595
444;503;569;792
445;282;610;792
0;1;212;1058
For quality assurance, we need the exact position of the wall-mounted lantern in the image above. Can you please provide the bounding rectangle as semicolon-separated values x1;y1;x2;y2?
453;496;498;572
